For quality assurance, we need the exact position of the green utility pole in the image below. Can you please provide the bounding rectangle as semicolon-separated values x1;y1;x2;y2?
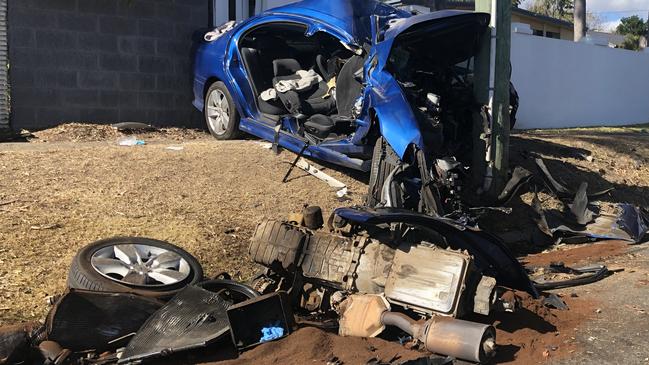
473;0;511;202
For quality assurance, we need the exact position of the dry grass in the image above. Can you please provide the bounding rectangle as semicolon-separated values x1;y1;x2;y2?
0;126;366;324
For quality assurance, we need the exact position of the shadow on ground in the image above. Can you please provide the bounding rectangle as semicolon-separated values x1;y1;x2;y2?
478;134;649;257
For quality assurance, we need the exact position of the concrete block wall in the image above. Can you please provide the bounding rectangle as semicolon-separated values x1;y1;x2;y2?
8;0;209;131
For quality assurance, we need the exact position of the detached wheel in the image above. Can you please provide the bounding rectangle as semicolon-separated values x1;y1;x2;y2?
204;81;241;140
68;237;203;299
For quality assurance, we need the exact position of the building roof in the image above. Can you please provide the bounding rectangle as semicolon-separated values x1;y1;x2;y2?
512;7;573;28
416;1;574;28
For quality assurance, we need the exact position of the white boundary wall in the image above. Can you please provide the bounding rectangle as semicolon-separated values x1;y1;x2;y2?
511;33;649;129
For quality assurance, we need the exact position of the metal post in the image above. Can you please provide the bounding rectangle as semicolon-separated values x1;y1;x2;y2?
474;0;511;201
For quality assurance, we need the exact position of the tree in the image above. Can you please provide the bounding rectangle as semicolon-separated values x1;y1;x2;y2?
616;15;647;37
527;0;574;22
616;16;648;50
586;11;604;31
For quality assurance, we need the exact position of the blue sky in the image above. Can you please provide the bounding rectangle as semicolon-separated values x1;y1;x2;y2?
521;0;649;31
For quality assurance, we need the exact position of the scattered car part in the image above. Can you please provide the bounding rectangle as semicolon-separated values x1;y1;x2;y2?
38;341;71;365
227;291;294;350
542;294;569;310
337;294;390;338
118;286;234;363
497;166;532;204
249;220;307;275
67;237;204;299
333;207;539;297
531;190;553;237
473;276;497;316
385;244;472;316
111;122;157;132
534;158;614;199
377;311;495;363
292;158;348;198
568;182;595;225
282;143;309;183
537;202;649;244
531;263;609;291
45;290;163;352
251;216;520;317
334;293;494;363
400;355;455;365
0;323;40;364
196;279;261;303
303;205;324;230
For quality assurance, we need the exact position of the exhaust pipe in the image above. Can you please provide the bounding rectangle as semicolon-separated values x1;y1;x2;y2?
381;312;496;363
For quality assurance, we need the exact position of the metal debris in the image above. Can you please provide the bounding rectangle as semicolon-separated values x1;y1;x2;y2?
293;158;348;198
227;291;294;350
545;203;649;244
111;122;157;132
46;290;162;352
530;263;609;290
118;286;233;363
542;294;569;310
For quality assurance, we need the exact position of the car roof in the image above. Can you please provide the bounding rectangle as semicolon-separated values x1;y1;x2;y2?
264;0;408;45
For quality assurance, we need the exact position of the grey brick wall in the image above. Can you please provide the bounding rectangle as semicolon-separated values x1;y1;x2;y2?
0;0;9;136
8;0;209;131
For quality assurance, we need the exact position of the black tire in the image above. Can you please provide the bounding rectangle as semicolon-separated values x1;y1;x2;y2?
196;279;260;303
366;137;399;207
67;237;204;299
204;81;241;140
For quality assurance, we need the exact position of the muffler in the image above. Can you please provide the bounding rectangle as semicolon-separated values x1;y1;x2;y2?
381;311;495;363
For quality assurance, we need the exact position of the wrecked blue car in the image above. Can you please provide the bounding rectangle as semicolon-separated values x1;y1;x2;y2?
193;0;496;216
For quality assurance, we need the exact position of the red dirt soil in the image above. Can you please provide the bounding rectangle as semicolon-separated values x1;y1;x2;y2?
489;291;597;364
521;240;627;267
216;326;427;365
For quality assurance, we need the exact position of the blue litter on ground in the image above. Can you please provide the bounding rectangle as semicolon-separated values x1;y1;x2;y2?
259;324;284;343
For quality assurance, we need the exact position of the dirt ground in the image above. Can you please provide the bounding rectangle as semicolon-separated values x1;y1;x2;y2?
1;123;649;364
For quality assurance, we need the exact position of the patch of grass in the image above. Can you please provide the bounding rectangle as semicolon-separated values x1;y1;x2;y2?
518;122;649;135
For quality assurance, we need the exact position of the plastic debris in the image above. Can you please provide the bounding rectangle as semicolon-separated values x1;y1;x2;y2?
260;324;284;343
118;136;145;146
294;158;348;198
165;146;184;151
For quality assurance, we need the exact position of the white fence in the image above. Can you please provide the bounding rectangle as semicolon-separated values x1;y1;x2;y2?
511;33;649;129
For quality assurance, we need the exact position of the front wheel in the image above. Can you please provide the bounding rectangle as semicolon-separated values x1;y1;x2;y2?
204;81;241;140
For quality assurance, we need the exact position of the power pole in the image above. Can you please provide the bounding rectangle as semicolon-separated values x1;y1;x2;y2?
574;0;586;41
473;0;511;201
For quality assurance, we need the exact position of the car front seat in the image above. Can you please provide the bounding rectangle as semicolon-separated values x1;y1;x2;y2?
303;55;365;139
261;58;336;117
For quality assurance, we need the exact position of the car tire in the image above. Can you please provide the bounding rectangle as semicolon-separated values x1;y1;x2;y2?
196;279;260;303
67;237;204;299
366;137;400;207
204;81;241;140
